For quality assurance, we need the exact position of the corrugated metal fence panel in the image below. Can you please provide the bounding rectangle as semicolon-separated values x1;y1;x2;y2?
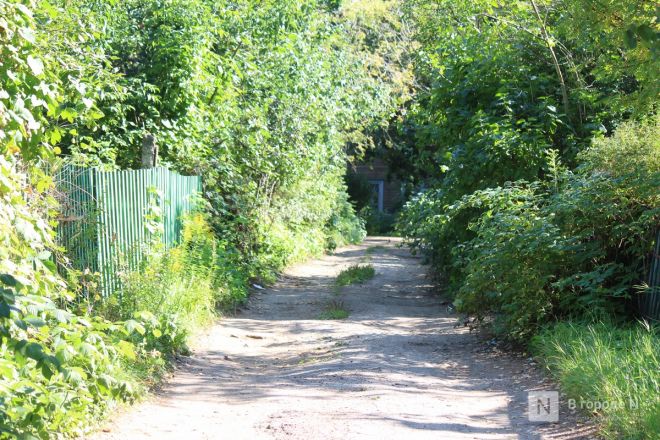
639;229;660;321
56;164;201;296
56;165;99;273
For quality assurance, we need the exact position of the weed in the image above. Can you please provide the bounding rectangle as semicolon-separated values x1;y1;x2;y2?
335;264;375;287
318;300;350;320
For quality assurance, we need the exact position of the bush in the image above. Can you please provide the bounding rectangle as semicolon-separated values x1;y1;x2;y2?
345;171;374;212
361;206;397;235
0;180;245;438
451;182;567;340
532;321;660;439
0;0;395;436
398;118;660;341
99;213;248;355
0;157;154;438
325;196;367;252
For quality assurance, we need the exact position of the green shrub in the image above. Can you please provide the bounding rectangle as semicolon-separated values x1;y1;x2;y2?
325;196;367;252
0;169;231;438
361;207;397;235
99;213;248;356
1;0;397;436
0;157;150;438
451;182;568;340
345;171;374;212
532;321;660;439
247;174;367;280
399;118;660;341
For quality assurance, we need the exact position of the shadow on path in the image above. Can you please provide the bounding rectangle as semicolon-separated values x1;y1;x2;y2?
90;237;597;440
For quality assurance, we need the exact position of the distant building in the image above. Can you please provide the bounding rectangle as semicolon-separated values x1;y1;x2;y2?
352;158;403;213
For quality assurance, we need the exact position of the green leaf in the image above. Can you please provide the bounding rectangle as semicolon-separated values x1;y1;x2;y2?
0;274;18;287
24;343;45;362
0;302;10;318
63;367;86;384
96;375;114;394
116;340;136;360
60;107;78;123
125;319;146;336
624;29;637;49
25;317;46;328
636;24;656;43
53;308;71;323
41;362;53;380
79;342;98;356
26;56;44;76
36;250;51;261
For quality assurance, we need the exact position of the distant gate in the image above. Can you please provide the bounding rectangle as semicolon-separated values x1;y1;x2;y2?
56;164;202;295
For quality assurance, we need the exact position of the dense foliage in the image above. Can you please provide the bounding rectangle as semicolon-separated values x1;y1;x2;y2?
393;0;658;188
394;4;659;436
401;119;658;339
31;0;410;281
0;7;159;433
2;0;658;437
1;0;408;437
396;0;659;338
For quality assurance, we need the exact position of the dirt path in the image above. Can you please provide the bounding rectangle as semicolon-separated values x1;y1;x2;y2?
90;238;595;440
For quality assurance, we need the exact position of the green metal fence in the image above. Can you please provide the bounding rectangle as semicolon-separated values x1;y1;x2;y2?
639;230;660;321
56;164;202;295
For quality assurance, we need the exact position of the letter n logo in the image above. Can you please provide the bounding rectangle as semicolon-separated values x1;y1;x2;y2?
528;391;559;422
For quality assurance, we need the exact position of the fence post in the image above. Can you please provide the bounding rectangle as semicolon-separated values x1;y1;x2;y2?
141;133;158;169
639;229;660;321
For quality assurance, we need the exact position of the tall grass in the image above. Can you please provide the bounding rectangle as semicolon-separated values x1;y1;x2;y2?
532;322;660;439
99;213;248;361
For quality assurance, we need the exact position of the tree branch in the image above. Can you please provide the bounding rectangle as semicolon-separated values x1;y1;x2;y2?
530;0;571;119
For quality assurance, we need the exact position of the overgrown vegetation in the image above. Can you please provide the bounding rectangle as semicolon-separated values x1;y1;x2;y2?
335;265;376;287
400;119;659;340
394;1;659;324
318;300;350;320
0;157;151;437
532;322;660;439
95;212;249;383
0;166;235;437
345;170;402;235
32;0;410;283
0;0;408;437
392;1;659;437
2;0;659;437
